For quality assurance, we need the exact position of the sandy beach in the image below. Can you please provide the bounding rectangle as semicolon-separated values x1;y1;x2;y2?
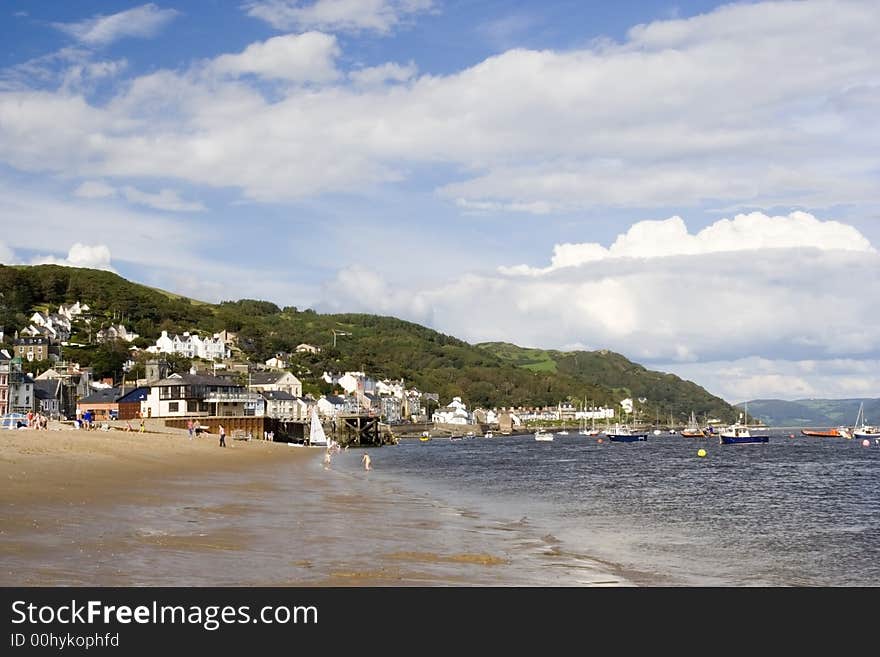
1;424;629;586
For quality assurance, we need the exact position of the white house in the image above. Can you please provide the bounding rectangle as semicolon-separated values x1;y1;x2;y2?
96;324;139;343
247;371;302;397
260;390;299;420
316;395;346;418
57;303;84;320
432;396;471;425
264;355;288;369
148;330;230;360
295;343;321;354
141;372;264;418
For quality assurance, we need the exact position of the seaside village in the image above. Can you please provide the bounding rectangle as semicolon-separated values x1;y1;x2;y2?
0;301;618;444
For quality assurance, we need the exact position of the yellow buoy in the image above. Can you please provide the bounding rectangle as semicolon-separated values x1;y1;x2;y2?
697;448;707;457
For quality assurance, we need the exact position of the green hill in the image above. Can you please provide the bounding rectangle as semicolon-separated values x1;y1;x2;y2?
0;264;737;420
477;342;736;424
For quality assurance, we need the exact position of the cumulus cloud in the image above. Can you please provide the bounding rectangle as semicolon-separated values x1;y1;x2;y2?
349;61;417;87
210;32;341;83
318;213;880;371
1;0;879;206
31;243;115;271
501;212;875;275
53;3;180;46
243;0;433;34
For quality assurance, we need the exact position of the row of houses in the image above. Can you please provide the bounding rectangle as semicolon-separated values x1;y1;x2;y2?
145;330;235;361
73;367;422;423
19;302;90;344
431;397;617;426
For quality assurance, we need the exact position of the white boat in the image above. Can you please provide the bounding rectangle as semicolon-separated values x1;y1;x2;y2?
534;429;554;442
484;431;494;438
557;429;569;435
308;407;329;447
604;423;648;442
853;402;880;442
579;399;602;436
719;403;768;445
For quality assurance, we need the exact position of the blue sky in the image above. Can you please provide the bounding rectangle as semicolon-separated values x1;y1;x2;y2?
1;1;879;402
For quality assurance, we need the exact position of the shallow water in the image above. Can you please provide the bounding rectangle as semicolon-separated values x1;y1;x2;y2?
4;431;877;586
1;447;627;586
343;431;880;586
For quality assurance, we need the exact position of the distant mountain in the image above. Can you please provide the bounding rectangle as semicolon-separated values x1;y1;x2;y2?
0;264;737;418
739;398;880;427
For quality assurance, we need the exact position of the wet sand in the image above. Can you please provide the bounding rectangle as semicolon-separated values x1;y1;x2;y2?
1;426;629;586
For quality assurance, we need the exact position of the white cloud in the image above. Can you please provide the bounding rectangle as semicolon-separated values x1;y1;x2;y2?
2;1;879;206
349;61;417;87
211;32;341;83
244;0;434;34
661;357;880;402
501;212;875;275
73;180;204;211
120;186;205;212
318;212;880;376
0;239;13;263
53;3;180;46
31;243;115;271
74;180;116;198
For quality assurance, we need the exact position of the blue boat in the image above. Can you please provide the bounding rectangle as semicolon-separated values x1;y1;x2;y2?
718;426;769;445
604;424;648;442
718;403;769;445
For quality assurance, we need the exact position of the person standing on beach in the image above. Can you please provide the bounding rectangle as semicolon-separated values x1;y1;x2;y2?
187;419;194;440
361;453;372;470
139;419;145;433
219;424;226;447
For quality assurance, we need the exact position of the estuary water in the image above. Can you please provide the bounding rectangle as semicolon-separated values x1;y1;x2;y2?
5;430;877;587
329;430;880;586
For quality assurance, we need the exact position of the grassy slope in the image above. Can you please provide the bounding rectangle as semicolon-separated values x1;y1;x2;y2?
0;264;735;417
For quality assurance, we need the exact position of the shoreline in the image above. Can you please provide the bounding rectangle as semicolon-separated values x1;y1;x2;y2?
1;426;632;586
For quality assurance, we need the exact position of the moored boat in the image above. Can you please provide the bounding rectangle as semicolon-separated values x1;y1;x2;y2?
852;402;880;441
801;427;852;439
534;429;554;442
680;411;706;438
719;402;768;445
719;424;769;445
604;424;647;443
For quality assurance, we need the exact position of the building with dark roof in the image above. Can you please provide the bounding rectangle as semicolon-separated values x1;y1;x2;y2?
143;373;264;418
33;379;62;418
247;371;302;397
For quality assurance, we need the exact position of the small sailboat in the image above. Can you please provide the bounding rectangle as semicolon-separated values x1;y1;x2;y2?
556;403;568;434
308;407;330;447
853;402;880;442
680;411;706;438
579;399;602;436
